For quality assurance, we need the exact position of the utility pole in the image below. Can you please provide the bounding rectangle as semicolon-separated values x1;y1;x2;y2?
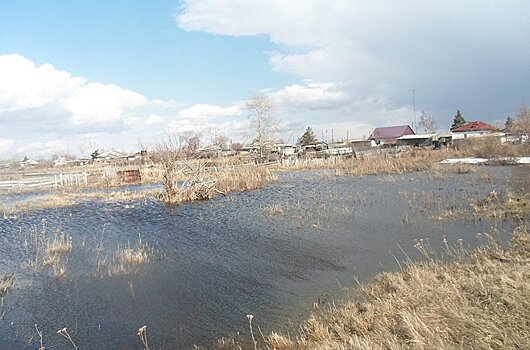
410;89;417;132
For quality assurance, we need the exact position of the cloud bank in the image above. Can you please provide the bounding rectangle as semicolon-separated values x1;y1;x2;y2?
177;0;530;128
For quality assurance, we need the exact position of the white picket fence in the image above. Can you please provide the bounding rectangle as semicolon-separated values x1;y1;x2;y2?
0;172;89;190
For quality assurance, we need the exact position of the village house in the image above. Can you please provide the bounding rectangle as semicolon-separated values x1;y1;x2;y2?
19;158;39;168
450;121;498;140
369;125;415;145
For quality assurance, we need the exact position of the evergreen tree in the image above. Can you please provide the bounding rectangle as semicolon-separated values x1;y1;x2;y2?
298;127;318;145
450;109;466;130
504;116;514;132
90;149;100;160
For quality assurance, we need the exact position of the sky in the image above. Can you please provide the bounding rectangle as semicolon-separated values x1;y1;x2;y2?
1;0;529;159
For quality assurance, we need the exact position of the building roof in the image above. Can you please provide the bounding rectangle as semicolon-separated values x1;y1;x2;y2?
397;133;437;140
369;125;415;140
451;121;498;133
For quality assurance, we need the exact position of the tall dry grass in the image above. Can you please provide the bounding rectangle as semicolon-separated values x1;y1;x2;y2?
333;149;451;176
260;227;530;350
160;165;276;204
24;222;73;279
456;137;530;158
96;238;151;277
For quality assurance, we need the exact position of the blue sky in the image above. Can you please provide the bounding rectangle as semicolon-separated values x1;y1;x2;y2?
1;1;529;159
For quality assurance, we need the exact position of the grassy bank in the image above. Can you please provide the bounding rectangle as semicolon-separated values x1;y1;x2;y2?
256;227;530;350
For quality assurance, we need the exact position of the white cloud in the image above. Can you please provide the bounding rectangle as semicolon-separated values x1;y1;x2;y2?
0;138;15;154
0;54;181;158
167;104;246;138
17;140;66;157
269;82;350;111
62;82;148;124
146;114;164;125
0;54;85;112
177;1;530;124
177;104;242;120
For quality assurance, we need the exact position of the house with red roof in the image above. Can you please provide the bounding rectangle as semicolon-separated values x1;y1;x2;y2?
369;125;415;145
451;121;499;140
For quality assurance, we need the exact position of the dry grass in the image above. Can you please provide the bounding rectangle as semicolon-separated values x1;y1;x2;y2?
98;238;151;276
440;191;530;222
46;231;72;255
471;191;530;221
160;165;276;204
1;189;156;214
0;273;14;296
279;149;453;177
263;203;284;216
260;227;530;350
457;137;530;158
23;222;72;279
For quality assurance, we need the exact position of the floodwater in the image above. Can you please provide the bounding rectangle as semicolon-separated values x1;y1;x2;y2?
0;166;526;349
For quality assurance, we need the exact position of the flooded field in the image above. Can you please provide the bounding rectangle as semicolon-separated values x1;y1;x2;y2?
0;166;526;349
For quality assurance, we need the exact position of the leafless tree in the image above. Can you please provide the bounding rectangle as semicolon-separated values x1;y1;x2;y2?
512;105;530;137
154;134;183;200
179;131;202;156
246;94;276;161
418;110;438;134
205;126;229;149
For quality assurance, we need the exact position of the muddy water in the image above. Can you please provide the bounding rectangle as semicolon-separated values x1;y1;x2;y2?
0;166;526;349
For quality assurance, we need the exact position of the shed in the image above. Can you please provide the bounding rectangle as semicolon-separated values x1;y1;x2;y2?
397;134;437;147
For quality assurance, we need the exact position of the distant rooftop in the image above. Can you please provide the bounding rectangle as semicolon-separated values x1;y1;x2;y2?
451;121;498;132
369;125;415;140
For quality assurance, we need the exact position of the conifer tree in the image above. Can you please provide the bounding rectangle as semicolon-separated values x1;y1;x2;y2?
450;110;466;130
298;127;318;145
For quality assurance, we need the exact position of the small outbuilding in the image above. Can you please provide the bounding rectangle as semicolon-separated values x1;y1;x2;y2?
397;134;438;147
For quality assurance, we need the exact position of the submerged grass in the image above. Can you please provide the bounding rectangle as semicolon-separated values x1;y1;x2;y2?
96;238;152;277
259;227;530;350
0;189;156;214
23;222;73;279
439;191;530;222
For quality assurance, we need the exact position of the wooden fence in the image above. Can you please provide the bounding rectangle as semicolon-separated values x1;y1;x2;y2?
0;172;89;190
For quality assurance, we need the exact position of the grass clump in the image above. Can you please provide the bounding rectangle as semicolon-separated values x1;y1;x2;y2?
24;222;72;279
263;227;530;350
160;165;275;204
97;238;151;277
0;273;15;296
263;203;284;216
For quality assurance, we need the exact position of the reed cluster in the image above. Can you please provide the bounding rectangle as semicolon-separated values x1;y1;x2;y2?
24;221;72;279
160;165;275;204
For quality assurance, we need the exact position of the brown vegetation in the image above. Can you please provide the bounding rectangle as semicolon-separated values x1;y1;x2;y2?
456;137;530;158
0;273;15;296
96;238;151;277
440;191;530;222
159;164;276;204
24;223;73;279
259;227;530;350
